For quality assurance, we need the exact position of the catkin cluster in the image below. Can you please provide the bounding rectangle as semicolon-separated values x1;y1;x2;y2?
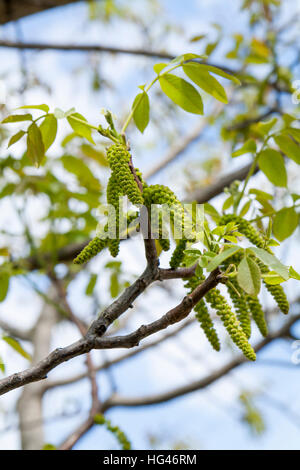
205;286;256;361
185;276;220;351
106;144;144;206
74;237;108;264
143;184;195;268
246;295;268;337
223;253;268;338
219;214;289;315
227;278;251;339
106;144;144;257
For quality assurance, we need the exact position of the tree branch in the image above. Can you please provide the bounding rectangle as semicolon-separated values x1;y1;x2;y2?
0;270;221;396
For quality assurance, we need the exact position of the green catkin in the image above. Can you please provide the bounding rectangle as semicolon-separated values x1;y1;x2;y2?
195;299;221;351
205;287;256;361
170;239;187;269
158;237;170;252
227;279;252;339
246;295;268;337
185;276;220;351
219;214;289;315
106;144;144;206
107;172;121;257
74;237;108;264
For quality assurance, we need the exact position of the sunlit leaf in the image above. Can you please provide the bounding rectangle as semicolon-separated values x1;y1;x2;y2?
27;122;45;167
159;74;203;114
273;207;299;241
132;91;150;133
183;63;228;103
40;114;57;152
258;149;287;187
2;336;32;361
237;256;261;296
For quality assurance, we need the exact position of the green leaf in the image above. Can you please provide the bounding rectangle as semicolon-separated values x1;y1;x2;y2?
159;74;203;114
81;144;108;166
153;63;167;74
289;266;300;281
110;271;119;298
263;271;286;285
54;108;65;119
206;246;241;272
249;247;289;280
0;357;5;373
2;336;32;361
249;189;273;200
17;104;49;113
239;200;252;217
0;272;9;302
67;113;94;144
203;203;220;221
273;207;299;241
7;130;25;148
169;53;207;65
86;273;97;296
61;155;101;192
253;118;278;137
237;256;261;296
258;149;287;187
183;249;201;267
39;114;57;152
27;122;45;167
193;64;241;85
132;91;150;133
2;114;32;123
183;63;228;103
42;444;56;450
222;195;234;211
232;139;257;157
283;127;300;144
274;135;300;164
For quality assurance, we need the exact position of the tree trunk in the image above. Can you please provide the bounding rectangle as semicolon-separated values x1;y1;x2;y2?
17;287;58;450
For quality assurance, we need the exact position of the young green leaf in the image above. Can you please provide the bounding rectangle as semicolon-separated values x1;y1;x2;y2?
206;246;241;272
183;63;228;103
132;91;150;133
27;122;45;167
283;128;300;144
7;130;26;148
239;200;252;217
232;139;257;157
86;273;97;296
159;74;203;114
274;135;300;165
192;64;241;85
289;266;300;281
253;118;278;137
17;104;49;113
0;272;9;302
237;256;261;296
153;63;167;74
0;356;5;373
249;247;289;280
273;207;299;241
2;336;32;361
40;114;57;151
2;114;32;123
67;113;94;144
263;271;286;285
258;149;287;187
